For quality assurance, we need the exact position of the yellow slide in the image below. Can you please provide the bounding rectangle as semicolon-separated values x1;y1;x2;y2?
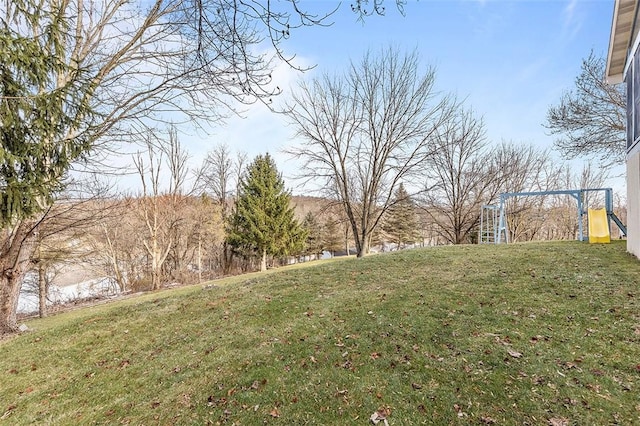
588;208;610;244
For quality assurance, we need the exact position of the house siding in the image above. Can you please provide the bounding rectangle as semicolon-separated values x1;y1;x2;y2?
628;151;640;256
624;19;640;258
608;0;639;258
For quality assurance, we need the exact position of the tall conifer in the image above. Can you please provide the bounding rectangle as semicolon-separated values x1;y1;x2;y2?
226;154;305;271
382;183;419;249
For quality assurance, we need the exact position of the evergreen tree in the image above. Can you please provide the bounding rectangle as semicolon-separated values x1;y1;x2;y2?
382;184;419;249
226;154;306;271
0;11;93;225
302;212;324;259
0;6;94;333
322;218;343;257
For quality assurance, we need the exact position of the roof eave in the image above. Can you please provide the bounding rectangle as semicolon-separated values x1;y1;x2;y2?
606;0;637;84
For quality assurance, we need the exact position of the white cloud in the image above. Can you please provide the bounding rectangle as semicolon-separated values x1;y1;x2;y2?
183;51;316;191
562;0;582;41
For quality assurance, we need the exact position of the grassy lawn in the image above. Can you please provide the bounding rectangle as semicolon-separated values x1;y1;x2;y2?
1;240;639;425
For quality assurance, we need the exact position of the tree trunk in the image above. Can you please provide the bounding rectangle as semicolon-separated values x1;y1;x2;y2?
222;240;233;275
260;248;267;272
198;237;202;283
38;263;47;318
356;236;369;258
0;221;36;334
355;225;369;258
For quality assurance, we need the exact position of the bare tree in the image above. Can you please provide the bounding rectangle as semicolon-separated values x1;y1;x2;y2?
11;179;118;318
196;144;247;273
133;128;225;288
495;143;556;243
422;107;500;244
546;51;626;167
287;47;453;257
134;134;179;291
90;194;222;292
197;144;234;215
91;198;142;293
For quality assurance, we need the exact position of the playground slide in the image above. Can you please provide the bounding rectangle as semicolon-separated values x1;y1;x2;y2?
588;208;610;244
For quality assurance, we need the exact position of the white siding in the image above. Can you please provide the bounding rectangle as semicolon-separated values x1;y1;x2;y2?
627;151;640;257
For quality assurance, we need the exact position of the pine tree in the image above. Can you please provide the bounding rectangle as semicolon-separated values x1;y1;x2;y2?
0;11;93;225
322;218;343;257
382;184;419;249
226;154;306;271
302;212;324;259
0;5;93;333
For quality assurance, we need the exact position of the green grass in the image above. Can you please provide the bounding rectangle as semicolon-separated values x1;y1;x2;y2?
1;241;640;425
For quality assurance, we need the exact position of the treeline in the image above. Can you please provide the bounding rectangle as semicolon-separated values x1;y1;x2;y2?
2;0;623;335
25;136;624;317
6;45;626;326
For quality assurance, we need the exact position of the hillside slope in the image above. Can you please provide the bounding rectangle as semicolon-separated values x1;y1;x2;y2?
1;241;639;424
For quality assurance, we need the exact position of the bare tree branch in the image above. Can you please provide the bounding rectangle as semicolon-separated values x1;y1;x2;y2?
546;51;625;167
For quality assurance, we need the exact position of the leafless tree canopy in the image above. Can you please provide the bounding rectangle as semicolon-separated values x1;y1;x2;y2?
195;144;247;207
194;143;247;273
286;47;454;257
493;143;556;243
422;106;501;244
546;51;626;167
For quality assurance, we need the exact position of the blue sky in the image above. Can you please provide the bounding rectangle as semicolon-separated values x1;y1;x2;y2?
185;0;618;194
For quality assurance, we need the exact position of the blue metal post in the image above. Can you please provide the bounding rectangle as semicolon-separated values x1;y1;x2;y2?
497;194;507;244
577;191;583;241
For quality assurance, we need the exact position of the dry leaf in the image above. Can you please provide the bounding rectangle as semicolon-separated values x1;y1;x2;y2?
370;406;390;425
548;417;568;426
507;349;522;358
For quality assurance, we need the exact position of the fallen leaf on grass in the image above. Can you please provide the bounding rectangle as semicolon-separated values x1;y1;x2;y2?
269;407;280;418
453;404;468;418
548;417;569;426
249;379;266;390
507;349;522;358
1;405;16;420
178;393;192;408
370;406;391;425
529;335;546;344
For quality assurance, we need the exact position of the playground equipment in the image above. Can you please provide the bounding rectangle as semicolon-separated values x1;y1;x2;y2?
588;208;611;244
479;188;626;244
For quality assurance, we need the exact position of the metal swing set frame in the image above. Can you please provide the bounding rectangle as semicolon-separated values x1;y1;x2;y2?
479;188;627;244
